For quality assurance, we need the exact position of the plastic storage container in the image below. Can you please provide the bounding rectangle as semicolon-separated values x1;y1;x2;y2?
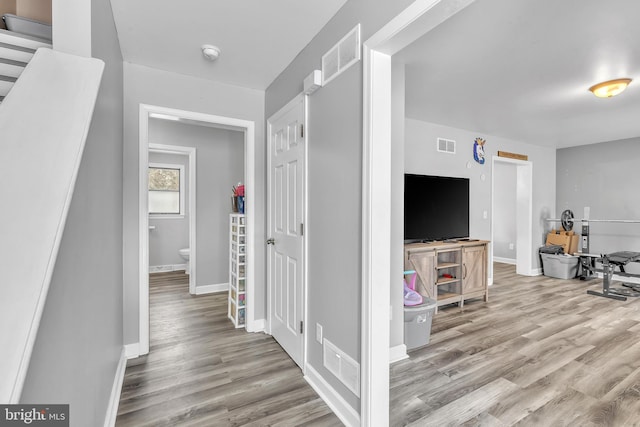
541;253;579;279
404;298;437;350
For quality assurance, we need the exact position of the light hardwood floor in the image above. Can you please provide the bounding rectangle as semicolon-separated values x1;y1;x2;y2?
116;271;341;427
390;262;640;426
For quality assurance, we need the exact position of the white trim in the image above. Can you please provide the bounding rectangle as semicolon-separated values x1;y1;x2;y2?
250;319;266;333
389;344;409;364
266;93;308;369
103;348;127;427
149;264;187;273
493;257;516;265
149;143;196;294
195;283;228;295
362;0;478;423
304;364;360;427
528;268;543;277
124;343;140;359
138;104;256;353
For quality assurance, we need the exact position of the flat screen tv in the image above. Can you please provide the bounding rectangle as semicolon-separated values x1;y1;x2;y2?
404;174;469;242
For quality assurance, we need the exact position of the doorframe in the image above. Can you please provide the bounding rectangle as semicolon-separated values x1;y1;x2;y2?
138;104;256;355
361;0;478;423
148;144;196;294
265;92;308;371
491;156;534;276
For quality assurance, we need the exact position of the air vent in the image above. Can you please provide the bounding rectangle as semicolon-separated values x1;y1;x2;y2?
437;137;456;154
322;24;361;86
323;338;360;397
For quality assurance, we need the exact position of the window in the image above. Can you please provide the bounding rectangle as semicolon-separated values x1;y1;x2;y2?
149;163;185;217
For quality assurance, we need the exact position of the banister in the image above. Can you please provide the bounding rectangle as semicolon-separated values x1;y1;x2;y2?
0;48;104;403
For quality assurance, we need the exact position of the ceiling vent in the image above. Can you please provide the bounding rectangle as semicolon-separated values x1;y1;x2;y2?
322;24;361;86
437;137;456;154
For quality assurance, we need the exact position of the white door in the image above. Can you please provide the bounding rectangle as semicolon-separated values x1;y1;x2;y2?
267;95;305;368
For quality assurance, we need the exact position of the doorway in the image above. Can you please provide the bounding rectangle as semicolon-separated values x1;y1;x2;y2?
148;144;196;293
138;104;256;355
491;156;533;277
266;94;307;370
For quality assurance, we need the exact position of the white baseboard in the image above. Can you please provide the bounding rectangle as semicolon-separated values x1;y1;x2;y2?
389;344;408;364
304;364;360;427
149;264;187;273
494;257;516;265
195;282;228;295
247;318;266;333
530;268;543;276
103;348;127;427
124;343;140;359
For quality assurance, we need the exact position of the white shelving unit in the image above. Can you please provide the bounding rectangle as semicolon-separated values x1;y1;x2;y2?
228;213;246;328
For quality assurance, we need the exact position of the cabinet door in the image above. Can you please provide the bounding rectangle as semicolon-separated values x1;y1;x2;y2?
405;249;436;299
462;245;486;293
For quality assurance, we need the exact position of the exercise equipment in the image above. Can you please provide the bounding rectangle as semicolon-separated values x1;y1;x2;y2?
546;211;640;298
583;252;640;301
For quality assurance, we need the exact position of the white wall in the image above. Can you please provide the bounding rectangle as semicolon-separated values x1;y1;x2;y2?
493;162;517;260
122;62;264;345
20;1;123;425
404;119;556;260
149;119;244;288
148;151;189;268
557;137;640;274
266;0;418;414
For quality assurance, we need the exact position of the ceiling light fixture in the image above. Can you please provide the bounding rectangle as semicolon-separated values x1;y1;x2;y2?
588;78;632;98
201;44;221;61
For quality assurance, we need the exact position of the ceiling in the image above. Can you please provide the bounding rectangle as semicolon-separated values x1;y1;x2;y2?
396;0;640;149
109;0;348;90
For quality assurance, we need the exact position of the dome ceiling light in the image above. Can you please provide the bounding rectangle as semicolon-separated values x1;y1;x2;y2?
588;78;632;98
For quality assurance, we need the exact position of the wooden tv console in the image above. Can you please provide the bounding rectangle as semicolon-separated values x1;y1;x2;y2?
404;240;489;311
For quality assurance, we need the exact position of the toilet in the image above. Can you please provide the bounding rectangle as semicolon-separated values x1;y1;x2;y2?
178;248;190;275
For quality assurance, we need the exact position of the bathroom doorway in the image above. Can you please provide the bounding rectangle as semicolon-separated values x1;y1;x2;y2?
148;144;196;293
138;104;256;355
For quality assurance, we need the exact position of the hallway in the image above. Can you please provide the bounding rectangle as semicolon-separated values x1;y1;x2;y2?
116;271;340;426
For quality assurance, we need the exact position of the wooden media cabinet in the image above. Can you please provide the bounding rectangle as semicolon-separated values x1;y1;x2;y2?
404;240;489;311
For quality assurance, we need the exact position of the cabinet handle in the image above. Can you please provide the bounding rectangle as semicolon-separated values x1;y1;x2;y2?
463;264;467;279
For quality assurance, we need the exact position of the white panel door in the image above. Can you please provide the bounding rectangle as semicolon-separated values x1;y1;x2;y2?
268;95;305;368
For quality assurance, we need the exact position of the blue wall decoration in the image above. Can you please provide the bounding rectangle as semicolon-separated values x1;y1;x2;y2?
473;137;486;164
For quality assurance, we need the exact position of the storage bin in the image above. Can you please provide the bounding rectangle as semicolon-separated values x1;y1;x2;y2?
541;253;579;279
404;298;437;350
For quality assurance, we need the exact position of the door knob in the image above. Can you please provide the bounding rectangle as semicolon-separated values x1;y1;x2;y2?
266;238;275;245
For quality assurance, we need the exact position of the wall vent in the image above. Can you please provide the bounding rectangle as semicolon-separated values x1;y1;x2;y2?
437;137;456;154
322;24;361;86
323;338;360;397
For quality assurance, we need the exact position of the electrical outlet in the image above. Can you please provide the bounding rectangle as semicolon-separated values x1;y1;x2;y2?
509;243;514;250
316;323;323;344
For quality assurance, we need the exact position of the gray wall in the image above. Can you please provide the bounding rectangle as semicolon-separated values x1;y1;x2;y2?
493;162;517;260
20;1;124;425
404;119;556;264
122;62;264;344
266;0;417;412
148;151;189;268
149;119;244;287
557;137;640;274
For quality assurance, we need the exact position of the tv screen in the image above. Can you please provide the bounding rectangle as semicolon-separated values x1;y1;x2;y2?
404;174;469;242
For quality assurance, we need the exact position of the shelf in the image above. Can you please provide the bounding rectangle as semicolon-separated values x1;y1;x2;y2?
436;277;460;285
437;262;460;269
229;213;246;328
437;291;461;301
